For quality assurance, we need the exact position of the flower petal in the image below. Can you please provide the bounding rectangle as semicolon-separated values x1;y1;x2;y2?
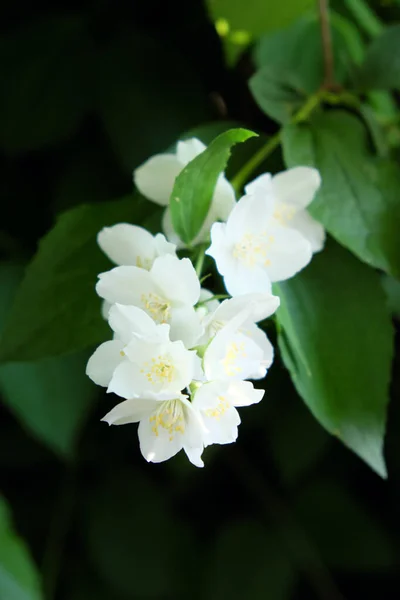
86;340;125;387
150;255;200;306
272;166;321;209
96;266;156;306
203;310;265;381
206;222;235;275
108;304;170;344
264;223;313;282
97;223;156;268
121;339;196;395
289;210;326;253
226;193;274;239
154;233;177;257
176;138;206;164
184;445;204;468
227;380;264;407
240;323;274;378
161;207;183;247
138;413;184;463
244;172;273;197
222;262;272;296
191;380;240;445
134;154;181;206
102;397;158;425
169;305;203;348
214;175;236;220
209;293;280;326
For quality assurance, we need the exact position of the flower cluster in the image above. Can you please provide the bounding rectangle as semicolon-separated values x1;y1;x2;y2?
86;138;323;467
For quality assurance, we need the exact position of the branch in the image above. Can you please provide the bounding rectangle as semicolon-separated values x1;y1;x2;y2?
318;0;335;90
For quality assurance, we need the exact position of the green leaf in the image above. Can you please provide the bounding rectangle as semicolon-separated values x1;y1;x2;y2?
95;33;210;172
209;0;314;65
275;241;393;477
355;24;400;90
282;110;400;278
0;196;147;362
249;68;304;124
86;472;194;598
295;481;395;569
0;495;43;600
253;12;362;96
0;353;96;459
207;0;314;42
170;128;257;244
204;520;295;600
382;274;400;319
0;17;90;154
0;264;96;458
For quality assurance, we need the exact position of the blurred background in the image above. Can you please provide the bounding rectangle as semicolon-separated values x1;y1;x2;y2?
1;0;400;599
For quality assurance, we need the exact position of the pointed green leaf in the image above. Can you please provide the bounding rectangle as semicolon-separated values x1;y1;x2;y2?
275;241;393;477
170;128;257;244
0;196;147;362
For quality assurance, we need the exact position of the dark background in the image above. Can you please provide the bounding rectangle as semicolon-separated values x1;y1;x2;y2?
1;1;400;599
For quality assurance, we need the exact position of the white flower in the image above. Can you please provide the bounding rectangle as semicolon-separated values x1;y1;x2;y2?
191;380;264;446
96;254;203;348
200;292;279;343
102;393;205;467
199;293;278;379
133;138;236;246
97;223;176;269
86;304;199;398
203;307;271;381
206;179;313;296
245;167;324;252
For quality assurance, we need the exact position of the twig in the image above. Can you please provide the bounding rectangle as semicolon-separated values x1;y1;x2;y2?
318;0;335;90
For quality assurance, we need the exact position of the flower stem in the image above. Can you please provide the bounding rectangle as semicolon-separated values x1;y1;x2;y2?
197;294;230;307
318;0;335;90
231;132;281;194
231;93;322;193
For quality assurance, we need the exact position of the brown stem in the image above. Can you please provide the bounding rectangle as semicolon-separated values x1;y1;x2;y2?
318;0;335;90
